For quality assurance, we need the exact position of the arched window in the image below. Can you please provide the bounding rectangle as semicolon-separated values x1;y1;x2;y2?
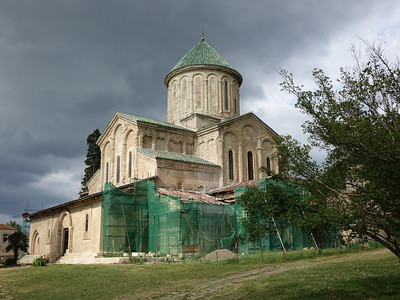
105;162;109;183
85;214;89;232
128;151;132;178
228;150;234;180
116;156;121;183
224;81;229;111
247;151;254;180
266;157;271;172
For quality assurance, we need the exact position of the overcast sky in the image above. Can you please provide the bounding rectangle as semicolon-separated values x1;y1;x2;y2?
1;0;399;224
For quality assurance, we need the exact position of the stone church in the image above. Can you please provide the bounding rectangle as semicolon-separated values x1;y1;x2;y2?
24;38;279;263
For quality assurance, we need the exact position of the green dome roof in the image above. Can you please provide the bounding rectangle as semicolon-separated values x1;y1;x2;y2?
170;40;238;73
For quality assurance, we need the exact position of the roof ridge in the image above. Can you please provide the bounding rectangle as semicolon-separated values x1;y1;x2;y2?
116;112;195;132
137;148;219;167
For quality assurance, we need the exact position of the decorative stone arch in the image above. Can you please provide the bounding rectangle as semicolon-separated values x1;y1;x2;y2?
31;230;41;255
261;138;276;173
113;124;124;150
102;141;112;184
123;128;136;145
180;76;190;113
171;80;179;117
193;73;204;111
53;210;73;258
111;124;125;184
124;129;136;180
232;80;239;115
242;125;257;147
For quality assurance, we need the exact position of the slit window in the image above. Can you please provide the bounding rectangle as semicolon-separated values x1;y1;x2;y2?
85;214;89;232
128;151;132;178
224;81;229;110
247;151;254;180
105;162;109;183
228;150;234;180
116;156;121;183
266;157;271;172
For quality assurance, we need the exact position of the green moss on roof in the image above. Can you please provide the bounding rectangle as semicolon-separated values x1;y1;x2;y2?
170;40;237;73
117;112;195;132
137;148;219;167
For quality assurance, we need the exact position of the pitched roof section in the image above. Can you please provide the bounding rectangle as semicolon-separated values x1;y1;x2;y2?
170;40;237;73
198;112;281;137
137;148;219;167
116;112;195;132
0;224;16;230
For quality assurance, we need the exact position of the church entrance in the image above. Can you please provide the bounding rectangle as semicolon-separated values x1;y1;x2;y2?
63;228;69;254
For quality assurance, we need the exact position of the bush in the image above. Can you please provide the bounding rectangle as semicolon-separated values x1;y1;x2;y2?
32;257;48;267
3;257;17;266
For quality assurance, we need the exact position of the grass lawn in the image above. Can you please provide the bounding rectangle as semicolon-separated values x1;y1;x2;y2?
0;248;398;299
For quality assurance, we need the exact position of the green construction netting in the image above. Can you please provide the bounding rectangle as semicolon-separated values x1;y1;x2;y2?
103;180;243;255
235;178;340;252
103;178;339;256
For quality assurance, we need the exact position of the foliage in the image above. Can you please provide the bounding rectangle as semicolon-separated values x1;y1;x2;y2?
80;129;101;196
2;257;17;266
6;221;21;231
278;41;400;259
32;257;48;267
239;178;342;250
5;229;28;263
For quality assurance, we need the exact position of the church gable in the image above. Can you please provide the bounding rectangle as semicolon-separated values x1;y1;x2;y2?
194;113;278;186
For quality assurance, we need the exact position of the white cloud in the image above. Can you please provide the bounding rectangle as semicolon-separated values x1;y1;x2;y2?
27;156;85;203
0;213;18;225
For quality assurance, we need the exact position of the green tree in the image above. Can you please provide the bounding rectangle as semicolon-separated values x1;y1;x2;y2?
6;221;21;231
5;230;28;264
278;41;400;259
239;176;342;252
80;129;101;196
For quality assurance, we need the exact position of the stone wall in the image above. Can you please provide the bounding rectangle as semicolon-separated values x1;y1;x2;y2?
28;197;103;262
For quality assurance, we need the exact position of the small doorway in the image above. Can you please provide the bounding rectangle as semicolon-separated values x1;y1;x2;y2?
63;228;69;254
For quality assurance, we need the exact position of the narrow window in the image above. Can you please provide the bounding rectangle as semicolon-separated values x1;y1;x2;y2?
234;98;237;114
128;151;132;178
224;81;229;111
116;156;121;183
85;214;89;232
247;151;254;180
48;229;51;238
105;162;109;183
266;157;271;172
228;150;234;180
3;234;8;243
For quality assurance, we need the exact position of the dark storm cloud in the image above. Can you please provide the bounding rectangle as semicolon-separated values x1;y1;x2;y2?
0;0;398;223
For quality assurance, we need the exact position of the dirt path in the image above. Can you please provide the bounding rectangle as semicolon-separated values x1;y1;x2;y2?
161;253;369;300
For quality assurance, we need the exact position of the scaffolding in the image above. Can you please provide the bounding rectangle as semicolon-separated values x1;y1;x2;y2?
103;178;338;256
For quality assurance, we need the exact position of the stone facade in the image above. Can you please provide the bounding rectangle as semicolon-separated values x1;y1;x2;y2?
26;39;280;262
0;224;16;257
28;196;103;261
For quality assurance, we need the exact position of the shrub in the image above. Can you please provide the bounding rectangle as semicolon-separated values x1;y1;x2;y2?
4;257;17;266
32;257;48;267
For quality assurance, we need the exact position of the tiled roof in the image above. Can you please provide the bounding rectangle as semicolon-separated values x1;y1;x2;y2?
208;180;256;195
169;40;237;73
0;224;16;230
117;112;195;132
137;148;219;167
157;188;224;205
